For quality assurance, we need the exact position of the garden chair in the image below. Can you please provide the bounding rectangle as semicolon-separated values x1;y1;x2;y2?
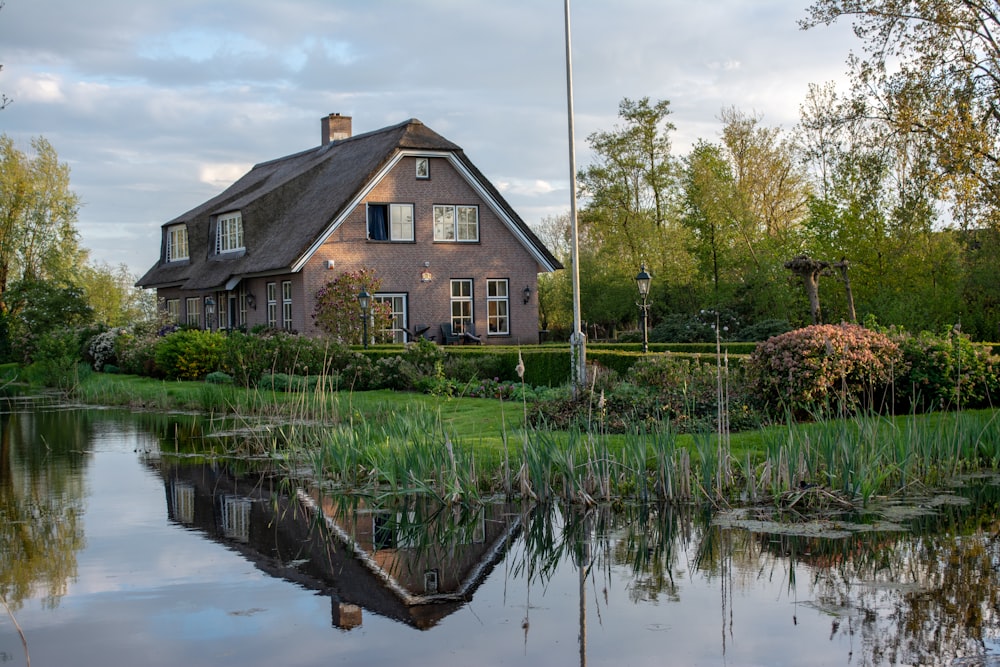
439;322;461;345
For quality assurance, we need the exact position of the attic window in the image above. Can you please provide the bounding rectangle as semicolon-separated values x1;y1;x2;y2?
415;157;429;179
367;203;414;242
433;205;479;242
166;224;189;262
216;212;244;254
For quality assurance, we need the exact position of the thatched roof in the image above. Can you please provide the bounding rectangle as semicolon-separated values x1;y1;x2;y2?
137;119;561;290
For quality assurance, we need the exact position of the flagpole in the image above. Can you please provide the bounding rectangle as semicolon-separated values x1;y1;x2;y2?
564;0;586;395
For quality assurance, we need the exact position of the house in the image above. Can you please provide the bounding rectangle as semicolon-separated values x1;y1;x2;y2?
137;114;562;344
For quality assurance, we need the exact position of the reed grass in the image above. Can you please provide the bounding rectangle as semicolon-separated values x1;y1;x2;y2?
70;368;1000;508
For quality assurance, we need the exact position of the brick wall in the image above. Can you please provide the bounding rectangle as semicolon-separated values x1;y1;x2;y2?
302;155;544;344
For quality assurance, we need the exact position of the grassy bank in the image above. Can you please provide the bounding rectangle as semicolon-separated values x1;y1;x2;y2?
63;371;1000;507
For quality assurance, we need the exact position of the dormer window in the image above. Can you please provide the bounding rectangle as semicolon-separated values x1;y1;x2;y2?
166;224;189;262
216;212;244;254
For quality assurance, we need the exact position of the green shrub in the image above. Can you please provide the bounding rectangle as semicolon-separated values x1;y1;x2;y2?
221;330;335;386
27;327;83;390
736;319;792;342
259;372;318;392
746;323;903;417
103;364;121;374
154;329;226;381
893;327;999;411
205;371;234;385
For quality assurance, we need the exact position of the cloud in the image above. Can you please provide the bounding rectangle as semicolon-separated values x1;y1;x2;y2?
0;0;862;273
199;162;254;189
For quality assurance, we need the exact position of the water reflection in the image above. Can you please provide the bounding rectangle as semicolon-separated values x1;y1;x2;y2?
156;458;522;630
0;399;89;611
4;402;1000;666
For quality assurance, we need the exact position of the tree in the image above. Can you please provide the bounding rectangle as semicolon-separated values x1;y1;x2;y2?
797;80;965;331
576;97;697;333
77;262;156;327
2;279;93;362
801;0;1000;230
680;110;810;327
0;135;84;308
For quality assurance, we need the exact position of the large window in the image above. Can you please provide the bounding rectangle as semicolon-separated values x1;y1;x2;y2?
165;298;180;322
487;279;509;335
185;297;201;327
266;282;277;327
375;294;407;343
367;203;413;241
166;224;188;261
433;205;479;242
216;212;244;254
450;279;473;334
281;281;293;330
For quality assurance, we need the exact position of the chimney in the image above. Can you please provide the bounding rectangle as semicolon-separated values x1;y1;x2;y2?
321;113;352;145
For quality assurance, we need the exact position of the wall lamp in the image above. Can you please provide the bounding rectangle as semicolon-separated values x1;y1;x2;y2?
246;293;257;310
522;285;532;305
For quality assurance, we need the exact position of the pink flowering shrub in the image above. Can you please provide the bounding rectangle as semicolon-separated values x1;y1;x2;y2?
312;267;393;344
746;324;904;416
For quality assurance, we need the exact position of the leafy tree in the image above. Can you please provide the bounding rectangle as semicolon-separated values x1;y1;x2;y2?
78;262;156;326
577;97;697;332
0;135;84;307
797;82;965;331
2;279;93;362
801;0;1000;230
680;110;809;328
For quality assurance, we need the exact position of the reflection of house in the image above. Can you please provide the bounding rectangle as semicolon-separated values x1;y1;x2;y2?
137;114;561;344
158;461;521;630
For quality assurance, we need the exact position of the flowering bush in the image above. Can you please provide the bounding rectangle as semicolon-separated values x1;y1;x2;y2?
312;268;393;344
88;327;122;371
746;323;903;416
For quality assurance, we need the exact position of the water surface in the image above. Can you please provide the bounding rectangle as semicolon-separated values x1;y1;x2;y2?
2;399;999;666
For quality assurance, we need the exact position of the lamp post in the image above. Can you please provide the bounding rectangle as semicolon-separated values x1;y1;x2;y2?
635;265;651;353
357;289;371;349
204;297;215;332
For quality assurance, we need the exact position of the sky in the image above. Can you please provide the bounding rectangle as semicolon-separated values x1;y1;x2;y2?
0;0;858;276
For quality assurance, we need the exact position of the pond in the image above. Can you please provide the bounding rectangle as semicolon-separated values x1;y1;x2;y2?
2;397;1000;666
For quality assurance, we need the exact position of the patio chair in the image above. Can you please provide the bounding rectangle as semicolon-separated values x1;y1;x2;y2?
462;324;483;345
439;322;461;345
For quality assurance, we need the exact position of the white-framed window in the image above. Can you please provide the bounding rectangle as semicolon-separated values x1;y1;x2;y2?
450;279;473;334
416;157;430;179
281;281;293;330
215;212;244;254
266;282;277;327
221;495;252;543
166;224;188;261
433;205;479;242
375;294;407;343
487;279;509;335
424;570;439;593
165;298;180;322
185;297;201;327
367;203;414;242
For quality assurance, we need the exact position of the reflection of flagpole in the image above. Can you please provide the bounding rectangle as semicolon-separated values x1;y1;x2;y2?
579;553;588;667
576;509;594;667
564;0;586;395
